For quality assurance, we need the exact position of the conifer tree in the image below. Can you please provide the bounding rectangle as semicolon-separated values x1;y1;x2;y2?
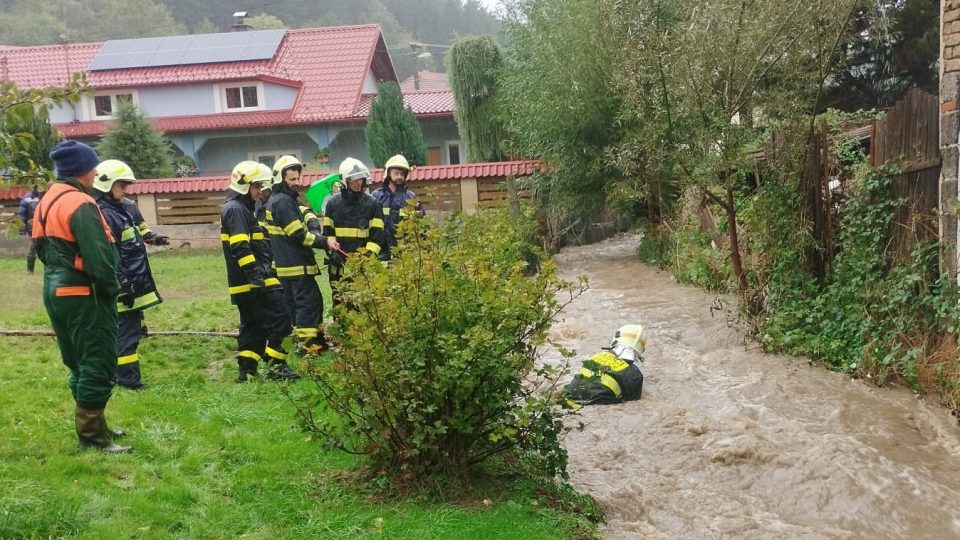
96;101;174;179
365;81;428;168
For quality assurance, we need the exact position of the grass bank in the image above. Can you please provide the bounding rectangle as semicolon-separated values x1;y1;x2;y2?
0;250;599;539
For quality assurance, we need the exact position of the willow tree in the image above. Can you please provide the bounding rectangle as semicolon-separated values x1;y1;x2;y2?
447;35;507;162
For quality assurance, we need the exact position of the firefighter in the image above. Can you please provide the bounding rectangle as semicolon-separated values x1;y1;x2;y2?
221;161;299;382
371;154;424;260
33;140;131;453
18;184;42;274
323;157;385;301
122;198;169;247
565;324;647;405
266;155;340;354
93;160;163;390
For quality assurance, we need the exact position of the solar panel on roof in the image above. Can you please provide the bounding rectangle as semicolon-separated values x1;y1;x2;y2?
88;29;285;71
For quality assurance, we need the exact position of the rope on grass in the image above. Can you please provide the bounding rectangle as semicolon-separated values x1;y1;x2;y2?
0;329;239;338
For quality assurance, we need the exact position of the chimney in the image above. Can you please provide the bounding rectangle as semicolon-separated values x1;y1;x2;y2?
232;11;252;32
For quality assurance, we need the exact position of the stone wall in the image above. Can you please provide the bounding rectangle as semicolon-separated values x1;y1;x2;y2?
942;0;960;276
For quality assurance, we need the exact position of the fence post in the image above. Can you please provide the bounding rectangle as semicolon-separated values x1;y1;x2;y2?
460;177;479;215
138;193;158;226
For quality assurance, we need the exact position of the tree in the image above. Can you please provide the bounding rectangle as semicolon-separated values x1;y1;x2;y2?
448;35;507;163
1;76;87;185
0;0;185;45
96;101;174;179
246;13;285;30
364;81;428;168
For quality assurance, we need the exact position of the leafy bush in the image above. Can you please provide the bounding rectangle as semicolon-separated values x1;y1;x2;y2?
289;207;585;482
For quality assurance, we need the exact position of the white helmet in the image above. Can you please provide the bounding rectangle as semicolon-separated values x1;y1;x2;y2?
610;324;646;362
230;160;273;194
272;155;303;186
94;159;137;192
338;157;370;183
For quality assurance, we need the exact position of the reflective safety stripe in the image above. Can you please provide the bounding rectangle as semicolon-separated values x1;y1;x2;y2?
265;346;288;360
265;225;283;236
303;231;317;247
228;233;251;245
282;221;304;235
322;216;334;227
334;227;368;238
382;206;391;216
295;327;319;338
264;277;280;287
252;232;265;241
365;241;381;255
138;223;152;236
117;353;139;365
229;284;252;294
370;218;384;229
237;254;256;267
54;285;91;297
238;350;262;361
120;227;137;242
276;265;319;277
117;291;161;313
599;373;623;399
220;233;229;241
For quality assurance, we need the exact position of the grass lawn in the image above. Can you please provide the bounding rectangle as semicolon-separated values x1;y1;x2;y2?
0;250;598;539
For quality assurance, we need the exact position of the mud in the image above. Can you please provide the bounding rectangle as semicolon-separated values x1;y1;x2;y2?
549;234;960;539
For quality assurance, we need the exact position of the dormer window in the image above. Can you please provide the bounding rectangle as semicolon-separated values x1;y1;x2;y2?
89;91;137;119
218;83;263;112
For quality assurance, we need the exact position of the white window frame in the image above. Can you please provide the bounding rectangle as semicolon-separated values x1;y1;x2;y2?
216;82;265;112
248;149;301;169
445;140;464;165
85;90;139;120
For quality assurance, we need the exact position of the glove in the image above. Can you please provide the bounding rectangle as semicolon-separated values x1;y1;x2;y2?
243;265;265;288
152;235;170;246
118;276;136;308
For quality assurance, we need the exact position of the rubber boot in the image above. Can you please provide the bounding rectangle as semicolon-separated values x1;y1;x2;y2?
265;360;301;381
101;416;126;438
76;406;133;453
236;357;258;383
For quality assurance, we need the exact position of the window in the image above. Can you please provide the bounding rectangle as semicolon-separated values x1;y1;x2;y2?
90;92;135;119
222;84;261;110
250;150;300;170
446;141;462;165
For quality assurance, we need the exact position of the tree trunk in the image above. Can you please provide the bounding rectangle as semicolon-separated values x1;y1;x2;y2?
725;185;749;292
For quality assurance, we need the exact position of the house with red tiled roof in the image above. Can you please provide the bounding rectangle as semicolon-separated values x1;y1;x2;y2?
0;25;464;175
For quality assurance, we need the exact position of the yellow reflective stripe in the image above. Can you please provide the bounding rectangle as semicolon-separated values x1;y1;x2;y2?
276;265;319;277
237;254;256;267
117;353;139;365
295;327;319;338
117;291;161;313
383;206;391;215
229;284;252;294
252;232;265;240
264;277;280;287
220;233;229;241
591;351;630;371
370;218;384;229
238;350;262;361
323;216;334;227
229;233;251;245
265;346;288;360
303;232;317;247
334;227;368;238
120;227;137;242
599;373;623;399
266;225;283;235
365;242;381;255
282;221;304;235
138;223;152;236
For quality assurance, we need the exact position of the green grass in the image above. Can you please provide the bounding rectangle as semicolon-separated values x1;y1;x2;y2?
0;251;599;539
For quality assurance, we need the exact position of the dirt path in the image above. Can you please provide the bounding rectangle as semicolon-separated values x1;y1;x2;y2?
548;234;960;539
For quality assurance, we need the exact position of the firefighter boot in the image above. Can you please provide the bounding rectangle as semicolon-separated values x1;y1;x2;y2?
76;406;133;454
236;357;259;383
101;416;126;438
266;360;301;381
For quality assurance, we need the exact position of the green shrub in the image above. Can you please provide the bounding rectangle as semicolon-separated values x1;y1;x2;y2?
290;207;585;482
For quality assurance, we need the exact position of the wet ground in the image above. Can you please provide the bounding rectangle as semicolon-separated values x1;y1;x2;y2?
548;234;960;539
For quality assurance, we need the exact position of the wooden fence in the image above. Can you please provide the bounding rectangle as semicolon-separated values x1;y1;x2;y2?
870;87;941;263
156;192;223;225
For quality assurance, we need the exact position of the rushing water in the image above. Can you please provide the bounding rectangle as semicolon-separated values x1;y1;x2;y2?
548;234;960;540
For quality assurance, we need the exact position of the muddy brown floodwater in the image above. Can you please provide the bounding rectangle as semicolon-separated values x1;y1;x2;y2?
546;234;960;540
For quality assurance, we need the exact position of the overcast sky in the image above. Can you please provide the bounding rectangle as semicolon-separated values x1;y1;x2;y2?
478;0;504;14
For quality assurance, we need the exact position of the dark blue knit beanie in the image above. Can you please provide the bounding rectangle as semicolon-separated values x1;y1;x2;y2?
50;140;100;178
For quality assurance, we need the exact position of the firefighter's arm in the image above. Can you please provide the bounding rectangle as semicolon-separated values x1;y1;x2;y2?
366;200;385;259
223;207;262;285
72;202;120;298
278;198;326;249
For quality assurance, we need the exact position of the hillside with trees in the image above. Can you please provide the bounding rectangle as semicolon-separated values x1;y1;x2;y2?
0;0;500;79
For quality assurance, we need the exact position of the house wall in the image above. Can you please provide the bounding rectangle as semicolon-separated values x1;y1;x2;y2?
138;85;214;116
327;116;462;168
197;132;319;174
942;0;960;277
328;127;372;166
419;117;463;164
49;103;78;124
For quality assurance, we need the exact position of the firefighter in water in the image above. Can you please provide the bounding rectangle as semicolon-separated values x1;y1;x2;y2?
565;324;647;405
33;140;131;453
371;154;424;261
323;157;385;299
221;161;299;382
93;160;163;390
266;155;341;354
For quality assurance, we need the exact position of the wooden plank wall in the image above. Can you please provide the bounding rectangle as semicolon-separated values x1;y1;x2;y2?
156;192;223;225
477;178;531;208
407;180;461;213
870;88;941;262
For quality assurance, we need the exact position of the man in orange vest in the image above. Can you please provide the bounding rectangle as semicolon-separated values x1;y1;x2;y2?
33;140;131;453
